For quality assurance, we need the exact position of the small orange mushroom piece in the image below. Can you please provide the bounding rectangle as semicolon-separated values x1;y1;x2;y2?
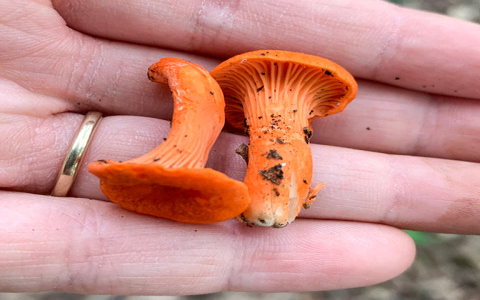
211;50;357;227
88;58;250;224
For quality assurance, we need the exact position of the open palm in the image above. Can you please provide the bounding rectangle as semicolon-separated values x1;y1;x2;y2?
1;0;479;295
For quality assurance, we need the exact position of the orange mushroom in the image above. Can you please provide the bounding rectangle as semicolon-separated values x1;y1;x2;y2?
211;50;357;227
88;57;250;224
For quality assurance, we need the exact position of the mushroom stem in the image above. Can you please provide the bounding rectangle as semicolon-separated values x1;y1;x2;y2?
134;58;223;168
88;58;250;224
238;93;326;227
244;126;321;227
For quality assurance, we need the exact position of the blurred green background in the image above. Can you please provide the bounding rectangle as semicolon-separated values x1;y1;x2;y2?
1;1;479;300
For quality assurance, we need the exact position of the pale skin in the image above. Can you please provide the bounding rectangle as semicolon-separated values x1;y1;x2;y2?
1;0;479;295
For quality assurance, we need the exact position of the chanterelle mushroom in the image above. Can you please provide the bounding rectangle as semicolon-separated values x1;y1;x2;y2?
211;50;357;227
88;57;250;224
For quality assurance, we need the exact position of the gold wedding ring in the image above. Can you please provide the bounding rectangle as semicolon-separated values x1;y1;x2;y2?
51;112;103;197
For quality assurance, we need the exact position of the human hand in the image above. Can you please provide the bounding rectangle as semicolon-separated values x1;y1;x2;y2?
1;0;479;295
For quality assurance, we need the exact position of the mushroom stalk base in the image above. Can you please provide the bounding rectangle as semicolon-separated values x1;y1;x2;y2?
239;128;322;227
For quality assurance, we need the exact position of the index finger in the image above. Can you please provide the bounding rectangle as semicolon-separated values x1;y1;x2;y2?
53;0;480;98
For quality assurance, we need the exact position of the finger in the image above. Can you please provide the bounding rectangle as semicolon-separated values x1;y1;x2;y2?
0;191;415;294
52;0;480;98
2;114;479;234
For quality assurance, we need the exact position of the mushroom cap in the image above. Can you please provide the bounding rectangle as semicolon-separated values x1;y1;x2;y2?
210;50;358;130
88;160;250;224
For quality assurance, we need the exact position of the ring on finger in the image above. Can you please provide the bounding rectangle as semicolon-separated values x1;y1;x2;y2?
51;111;103;197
